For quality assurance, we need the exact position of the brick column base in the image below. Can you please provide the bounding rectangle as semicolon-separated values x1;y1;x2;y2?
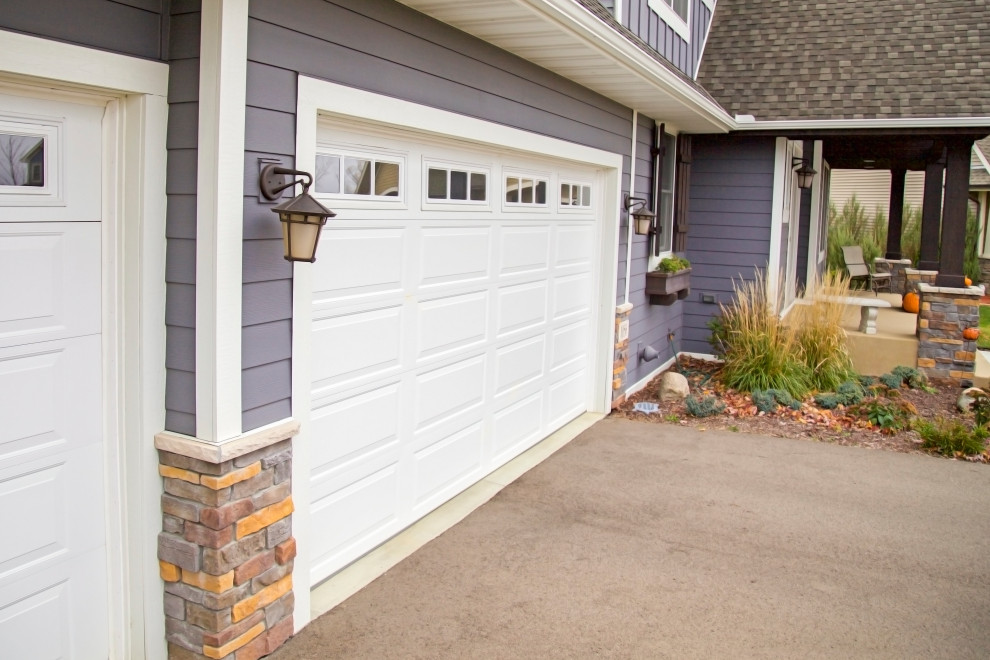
155;424;298;660
905;267;938;293
916;283;984;386
612;303;634;408
877;258;912;295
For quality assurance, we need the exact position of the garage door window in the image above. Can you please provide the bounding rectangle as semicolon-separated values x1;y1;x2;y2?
505;175;548;207
425;164;488;203
0;117;59;202
559;182;591;208
315;150;402;199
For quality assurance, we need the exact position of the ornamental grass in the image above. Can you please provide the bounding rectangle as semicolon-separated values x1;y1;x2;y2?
792;271;856;392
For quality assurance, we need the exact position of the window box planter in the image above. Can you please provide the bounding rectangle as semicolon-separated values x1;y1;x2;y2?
645;267;691;306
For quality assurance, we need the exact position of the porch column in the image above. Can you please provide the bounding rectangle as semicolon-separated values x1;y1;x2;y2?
918;155;945;270
885;168;906;259
935;138;973;287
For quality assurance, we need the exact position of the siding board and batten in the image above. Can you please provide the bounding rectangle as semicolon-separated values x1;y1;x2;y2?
620;0;712;78
682;135;777;354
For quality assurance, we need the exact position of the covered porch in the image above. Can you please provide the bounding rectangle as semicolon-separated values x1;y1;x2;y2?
838;293;917;377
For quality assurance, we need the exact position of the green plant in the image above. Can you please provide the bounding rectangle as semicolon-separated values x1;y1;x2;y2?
836;380;866;406
717;272;812;398
707;315;729;358
879;371;904;390
857;375;877;388
914;417;988;457
792;271;856;391
685;394;725;418
656;255;690;273
728;425;740;432
852;399;916;432
814;393;842;410
751;389;778;413
891;365;926;389
664;413;681;423
970;391;990;428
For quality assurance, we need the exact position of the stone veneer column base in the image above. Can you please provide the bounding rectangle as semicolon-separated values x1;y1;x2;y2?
916;283;985;387
905;267;938;294
155;421;300;660
612;303;634;408
980;257;990;288
876;258;912;295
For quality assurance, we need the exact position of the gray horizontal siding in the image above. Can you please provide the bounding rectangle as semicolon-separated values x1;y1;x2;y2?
0;0;163;59
241;0;634;432
683;134;777;355
164;2;201;437
622;0;711;78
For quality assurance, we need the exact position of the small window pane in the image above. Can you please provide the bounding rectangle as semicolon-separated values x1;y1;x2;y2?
470;173;486;201
521;179;533;204
560;183;570;206
344;158;371;195
506;177;519;203
581;186;591;206
450;170;468;200
535;180;546;205
428;168;447;199
0;133;44;187
375;162;400;196
314;155;341;194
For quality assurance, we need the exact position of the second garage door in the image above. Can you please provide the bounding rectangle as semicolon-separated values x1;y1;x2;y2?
303;120;605;583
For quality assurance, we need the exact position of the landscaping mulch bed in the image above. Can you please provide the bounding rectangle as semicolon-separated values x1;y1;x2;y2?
612;357;990;463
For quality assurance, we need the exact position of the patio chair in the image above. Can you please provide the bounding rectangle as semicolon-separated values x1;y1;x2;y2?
841;245;891;295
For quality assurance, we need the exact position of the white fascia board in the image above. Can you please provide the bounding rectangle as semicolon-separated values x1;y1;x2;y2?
195;0;249;442
974;142;990;173
527;0;734;132
733;116;990;131
0;29;168;96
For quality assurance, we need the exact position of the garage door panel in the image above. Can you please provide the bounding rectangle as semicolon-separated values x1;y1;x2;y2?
553;272;592;320
311;306;403;393
492;392;544;465
496;281;548;337
309;462;402;583
0;223;100;348
414;356;486;432
419;226;491;288
494;335;545;397
410;422;483;516
554;224;594;269
550;320;590;373
416;290;488;362
312;227;404;302
499;226;549;276
547;370;587;429
309;382;401;474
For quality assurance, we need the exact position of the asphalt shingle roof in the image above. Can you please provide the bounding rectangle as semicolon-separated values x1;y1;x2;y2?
697;0;990;121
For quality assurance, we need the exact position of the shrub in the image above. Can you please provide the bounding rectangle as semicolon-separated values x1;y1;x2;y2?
914;417;988;456
685;394;726;418
970;391;990;428
792;271;856;391
717;272;812;398
891;365;926;389
851;399;916;433
656;256;690;273
879;372;904;390
814;393;842;410
751;389;778;413
836;380;866;406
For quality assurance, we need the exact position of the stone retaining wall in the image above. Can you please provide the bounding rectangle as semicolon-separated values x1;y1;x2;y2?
916;283;983;387
157;439;295;660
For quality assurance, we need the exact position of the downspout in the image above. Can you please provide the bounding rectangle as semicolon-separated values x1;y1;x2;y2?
624;110;638;303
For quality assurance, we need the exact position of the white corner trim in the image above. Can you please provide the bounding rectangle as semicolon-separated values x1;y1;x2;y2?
646;0;691;42
767;137;788;305
623;110;639;304
0;29;168;97
195;0;249;442
805;140;825;289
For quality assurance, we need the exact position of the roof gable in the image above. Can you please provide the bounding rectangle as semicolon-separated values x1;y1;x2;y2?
697;0;990;122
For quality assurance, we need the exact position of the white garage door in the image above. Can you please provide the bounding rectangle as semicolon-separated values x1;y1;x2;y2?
306;121;602;582
0;89;109;657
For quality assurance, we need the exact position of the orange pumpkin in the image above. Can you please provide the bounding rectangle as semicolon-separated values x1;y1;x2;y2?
902;291;920;314
965;276;973;286
963;327;980;340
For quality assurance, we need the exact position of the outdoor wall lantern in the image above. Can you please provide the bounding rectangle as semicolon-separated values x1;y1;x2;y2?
259;164;336;262
625;194;656;236
791;156;817;190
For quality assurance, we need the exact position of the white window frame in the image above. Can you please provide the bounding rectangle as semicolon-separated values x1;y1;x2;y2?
648;131;678;270
558;179;594;212
648;0;691;41
422;158;491;210
312;143;407;209
0;116;62;205
502;169;551;212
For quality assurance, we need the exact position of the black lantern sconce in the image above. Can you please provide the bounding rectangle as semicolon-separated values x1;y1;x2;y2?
259;164;336;262
791;156;817;190
625;195;656;237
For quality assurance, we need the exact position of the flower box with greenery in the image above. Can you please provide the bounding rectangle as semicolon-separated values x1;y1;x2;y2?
646;256;691;304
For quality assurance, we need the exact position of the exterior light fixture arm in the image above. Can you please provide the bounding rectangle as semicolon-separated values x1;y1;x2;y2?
260;164;314;201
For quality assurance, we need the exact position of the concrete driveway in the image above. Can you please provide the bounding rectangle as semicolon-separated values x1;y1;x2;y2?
273;418;990;659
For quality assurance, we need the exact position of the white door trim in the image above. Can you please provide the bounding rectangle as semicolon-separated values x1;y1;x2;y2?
291;76;622;630
806;140;825;290
768;137;788;306
0;30;169;660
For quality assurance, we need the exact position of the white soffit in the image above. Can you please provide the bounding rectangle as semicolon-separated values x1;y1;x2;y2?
395;0;733;134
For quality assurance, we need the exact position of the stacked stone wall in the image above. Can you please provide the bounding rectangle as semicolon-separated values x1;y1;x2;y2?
612;303;633;408
916;284;983;387
157;439;295;660
876;258;912;295
905;268;938;294
980;257;990;288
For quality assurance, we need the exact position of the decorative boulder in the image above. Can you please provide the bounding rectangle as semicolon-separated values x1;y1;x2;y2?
659;371;690;402
957;387;986;413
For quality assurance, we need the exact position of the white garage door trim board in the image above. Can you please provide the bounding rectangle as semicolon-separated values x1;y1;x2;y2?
291;77;622;631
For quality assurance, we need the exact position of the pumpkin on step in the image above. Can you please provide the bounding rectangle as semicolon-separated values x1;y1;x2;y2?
965;276;973;286
902;291;920;313
963;327;980;340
